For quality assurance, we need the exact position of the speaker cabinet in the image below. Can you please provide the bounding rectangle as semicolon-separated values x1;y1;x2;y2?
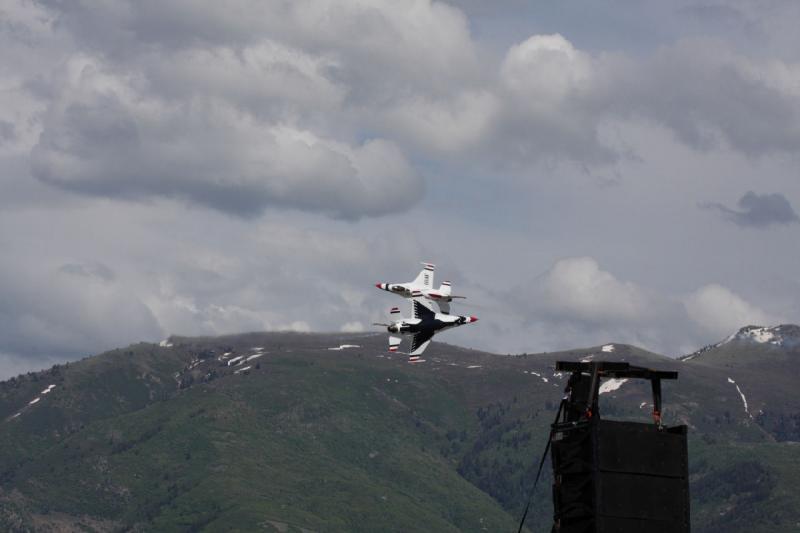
551;420;689;533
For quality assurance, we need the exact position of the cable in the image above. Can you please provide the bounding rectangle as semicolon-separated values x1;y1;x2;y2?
516;399;565;533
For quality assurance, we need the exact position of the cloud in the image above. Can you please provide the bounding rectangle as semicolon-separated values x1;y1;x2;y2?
683;283;777;338
29;56;423;219
492;34;620;165
490;34;800;167
0;121;15;144
58;262;116;282
498;257;782;356
520;257;655;325
340;321;365;333
702;191;799;228
25;1;480;219
0;202;408;377
0;260;162;360
501;257;682;353
620;39;800;155
37;0;480;85
18;2;800;216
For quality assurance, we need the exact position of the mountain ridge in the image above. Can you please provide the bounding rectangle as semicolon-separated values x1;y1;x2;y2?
1;327;799;531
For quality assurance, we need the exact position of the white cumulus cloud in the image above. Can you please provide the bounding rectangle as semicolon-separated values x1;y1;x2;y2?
683;284;778;338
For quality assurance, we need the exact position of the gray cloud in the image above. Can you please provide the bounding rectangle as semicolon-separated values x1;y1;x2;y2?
624;39;800;156
386;32;800;172
26;2;466;219
493;257;781;355
18;1;800;217
491;35;800;163
0;260;162;361
29;56;423;219
703;191;800;228
678;4;751;31
0;200;433;377
59;262;116;282
0;121;15;144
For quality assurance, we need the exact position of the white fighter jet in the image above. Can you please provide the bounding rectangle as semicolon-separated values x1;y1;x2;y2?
374;298;478;362
375;262;465;314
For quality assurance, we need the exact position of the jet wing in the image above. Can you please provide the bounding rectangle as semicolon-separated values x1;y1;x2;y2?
435;300;450;315
409;330;435;356
412;298;435;319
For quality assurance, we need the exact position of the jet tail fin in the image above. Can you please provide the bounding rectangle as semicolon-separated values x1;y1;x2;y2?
411;262;435;289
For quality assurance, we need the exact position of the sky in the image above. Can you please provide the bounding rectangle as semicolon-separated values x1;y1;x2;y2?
2;0;800;378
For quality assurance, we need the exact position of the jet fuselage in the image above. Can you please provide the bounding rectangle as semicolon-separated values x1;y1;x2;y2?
386;314;477;336
375;283;459;304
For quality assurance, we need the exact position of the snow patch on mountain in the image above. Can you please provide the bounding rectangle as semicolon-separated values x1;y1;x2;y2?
682;324;800;360
723;325;800;347
599;378;628;395
727;377;753;419
735;326;777;344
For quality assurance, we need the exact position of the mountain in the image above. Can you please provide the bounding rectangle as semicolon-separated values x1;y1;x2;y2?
681;324;800;441
0;329;798;532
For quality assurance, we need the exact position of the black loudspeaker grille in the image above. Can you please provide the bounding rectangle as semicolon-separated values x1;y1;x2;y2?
552;420;689;533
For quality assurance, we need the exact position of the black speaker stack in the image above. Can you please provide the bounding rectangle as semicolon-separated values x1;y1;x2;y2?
549;361;690;533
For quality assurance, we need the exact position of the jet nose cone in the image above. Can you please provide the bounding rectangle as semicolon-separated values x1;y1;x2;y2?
376;283;382;289
469;316;479;323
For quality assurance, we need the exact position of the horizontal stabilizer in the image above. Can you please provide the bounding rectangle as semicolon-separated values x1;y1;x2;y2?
389;336;402;353
438;281;451;297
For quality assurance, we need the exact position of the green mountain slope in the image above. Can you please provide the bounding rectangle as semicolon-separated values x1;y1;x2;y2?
1;330;798;532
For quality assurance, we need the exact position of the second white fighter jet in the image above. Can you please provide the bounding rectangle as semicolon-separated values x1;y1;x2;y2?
375;262;465;314
375;298;478;362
